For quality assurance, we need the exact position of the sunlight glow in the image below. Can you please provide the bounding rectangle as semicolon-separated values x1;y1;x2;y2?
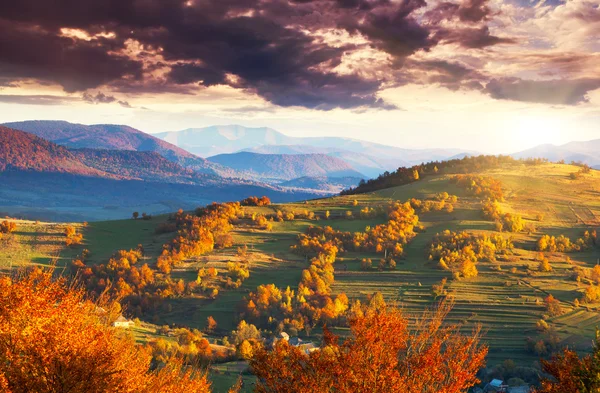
513;115;565;149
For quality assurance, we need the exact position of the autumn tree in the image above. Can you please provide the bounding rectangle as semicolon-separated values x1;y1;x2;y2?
206;316;217;333
535;329;600;393
133;211;139;219
64;225;83;247
250;300;487;393
0;220;17;234
0;268;218;393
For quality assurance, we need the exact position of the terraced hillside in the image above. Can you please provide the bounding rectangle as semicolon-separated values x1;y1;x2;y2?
3;159;600;391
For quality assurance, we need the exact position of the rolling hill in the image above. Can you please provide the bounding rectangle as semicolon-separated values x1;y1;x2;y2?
0;126;107;176
4;158;600;392
280;176;362;192
243;145;406;178
207;152;365;181
2;120;221;175
71;149;216;184
512;139;600;166
155;125;477;167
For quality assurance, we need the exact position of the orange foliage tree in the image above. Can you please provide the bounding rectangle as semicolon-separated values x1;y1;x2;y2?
535;329;600;393
250;301;487;393
0;268;219;393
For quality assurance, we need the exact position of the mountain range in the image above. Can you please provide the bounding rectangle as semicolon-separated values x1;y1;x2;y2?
157;125;477;178
512;140;600;168
3;119;600;221
207;152;364;181
3;120;223;175
0;125;318;221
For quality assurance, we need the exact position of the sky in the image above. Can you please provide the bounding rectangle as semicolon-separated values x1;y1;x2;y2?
0;0;598;154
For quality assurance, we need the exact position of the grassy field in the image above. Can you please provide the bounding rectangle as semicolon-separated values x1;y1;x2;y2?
5;162;600;391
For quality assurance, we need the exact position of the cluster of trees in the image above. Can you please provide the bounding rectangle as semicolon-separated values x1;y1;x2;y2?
250;299;488;393
536;253;553;272
452;174;504;201
252;214;273;231
240;196;271;206
534;329;600;393
342;155;524;195
243;245;348;331
452;174;527;233
225;261;251;289
409;192;458;214
149;327;234;366
428;230;514;279
482;200;527;232
544;294;563;317
157;203;243;274
483;359;542;389
293;202;420;259
271;209;320;222
537;231;596;252
64;224;83;247
360;257;397;271
0;220;16;235
358;206;384;219
569;164;592;180
229;320;263;359
242;202;421;332
526;330;561;357
132;211;153;220
0;268;220;393
71;247;198;316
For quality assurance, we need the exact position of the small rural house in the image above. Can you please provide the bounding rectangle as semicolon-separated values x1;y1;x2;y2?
112;315;135;328
474;379;530;393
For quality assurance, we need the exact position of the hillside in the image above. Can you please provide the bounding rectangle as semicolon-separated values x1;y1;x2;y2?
244;145;406;178
0;126;106;176
207;152;365;181
3;120;220;175
513;139;600;166
72;149;216;184
280;176;362;192
6;159;600;391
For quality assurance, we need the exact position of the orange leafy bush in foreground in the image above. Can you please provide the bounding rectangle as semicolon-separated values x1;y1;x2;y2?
0;269;217;393
251;301;487;393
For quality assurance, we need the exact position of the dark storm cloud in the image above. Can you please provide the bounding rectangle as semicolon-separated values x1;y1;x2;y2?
341;0;435;60
0;0;583;109
485;78;600;105
0;20;143;92
435;26;515;49
424;0;493;24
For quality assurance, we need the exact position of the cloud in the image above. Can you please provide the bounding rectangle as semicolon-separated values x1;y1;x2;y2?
485;77;600;105
425;0;494;24
434;26;515;49
82;91;131;107
0;19;143;92
0;0;596;108
0;94;78;105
